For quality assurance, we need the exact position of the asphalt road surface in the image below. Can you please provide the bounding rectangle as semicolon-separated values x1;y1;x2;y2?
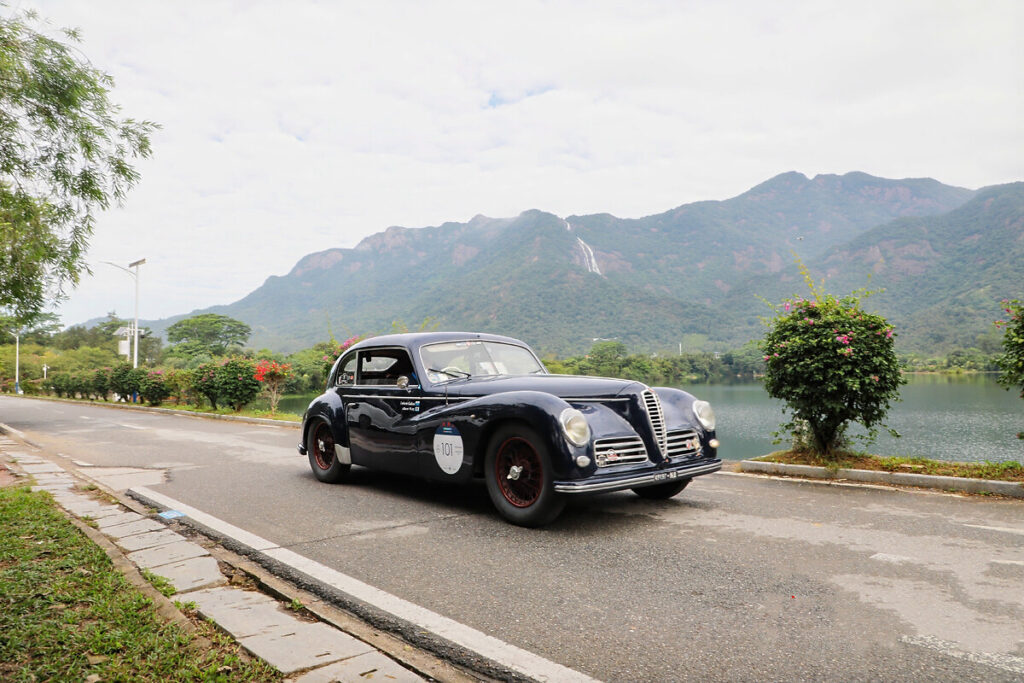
3;395;1023;682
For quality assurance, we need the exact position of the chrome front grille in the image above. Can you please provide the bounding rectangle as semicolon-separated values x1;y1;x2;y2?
594;435;648;467
665;429;702;459
642;389;668;457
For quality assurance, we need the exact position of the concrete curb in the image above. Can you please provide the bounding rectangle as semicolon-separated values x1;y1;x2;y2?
740;459;1024;498
1;393;300;428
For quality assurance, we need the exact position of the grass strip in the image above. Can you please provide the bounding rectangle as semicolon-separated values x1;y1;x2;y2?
0;486;281;682
758;451;1024;482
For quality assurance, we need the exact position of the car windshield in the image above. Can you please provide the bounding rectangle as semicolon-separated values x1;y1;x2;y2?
420;340;545;382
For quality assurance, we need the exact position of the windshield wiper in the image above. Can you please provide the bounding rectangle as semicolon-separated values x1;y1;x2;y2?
429;367;471;379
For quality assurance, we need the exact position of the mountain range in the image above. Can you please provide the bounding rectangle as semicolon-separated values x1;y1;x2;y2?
149;171;1022;356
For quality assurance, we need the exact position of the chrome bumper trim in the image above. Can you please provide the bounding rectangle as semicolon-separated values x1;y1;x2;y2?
553;460;722;494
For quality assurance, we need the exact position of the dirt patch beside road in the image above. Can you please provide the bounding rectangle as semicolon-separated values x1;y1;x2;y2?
0;464;18;487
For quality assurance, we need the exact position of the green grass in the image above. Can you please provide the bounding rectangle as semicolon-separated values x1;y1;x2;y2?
0;486;281;682
758;451;1024;482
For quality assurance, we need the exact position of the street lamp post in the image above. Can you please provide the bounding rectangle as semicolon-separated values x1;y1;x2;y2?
104;258;146;368
14;331;21;394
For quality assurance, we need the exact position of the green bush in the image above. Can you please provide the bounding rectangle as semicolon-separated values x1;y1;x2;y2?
215;358;260;411
109;363;145;401
760;268;904;457
193;358;260;411
194;363;220;409
90;367;111;401
138;370;170;406
47;373;66;397
162;368;199;405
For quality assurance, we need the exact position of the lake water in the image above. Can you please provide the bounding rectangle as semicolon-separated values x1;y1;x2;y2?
274;374;1023;464
689;374;1023;463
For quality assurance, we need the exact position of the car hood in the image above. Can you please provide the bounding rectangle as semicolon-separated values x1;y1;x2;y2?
442;374;645;400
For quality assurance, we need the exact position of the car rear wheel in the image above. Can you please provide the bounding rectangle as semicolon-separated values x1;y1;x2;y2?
632;478;690;499
485;425;565;527
307;420;351;483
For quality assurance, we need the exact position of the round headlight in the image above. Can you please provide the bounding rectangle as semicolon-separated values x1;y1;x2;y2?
559;408;591;447
692;400;716;431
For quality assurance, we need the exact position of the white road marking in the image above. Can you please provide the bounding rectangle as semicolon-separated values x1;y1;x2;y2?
962;524;1024;537
130;486;600;683
870;553;916;565
118;423;146;430
990;560;1024;566
902;635;1024;675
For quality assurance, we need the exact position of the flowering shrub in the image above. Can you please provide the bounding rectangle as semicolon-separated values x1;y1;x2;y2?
194;363;220;409
254;360;292;413
994;299;1024;439
760;270;904;457
316;336;362;378
109;363;144;401
138;370;170;406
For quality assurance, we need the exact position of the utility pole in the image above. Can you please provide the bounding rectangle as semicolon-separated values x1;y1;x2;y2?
14;331;21;394
129;258;145;368
104;258;146;368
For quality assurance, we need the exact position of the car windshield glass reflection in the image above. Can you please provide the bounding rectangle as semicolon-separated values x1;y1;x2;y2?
420;341;545;383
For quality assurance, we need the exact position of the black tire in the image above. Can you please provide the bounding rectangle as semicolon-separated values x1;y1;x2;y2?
632;478;691;499
307;420;351;483
485;424;566;527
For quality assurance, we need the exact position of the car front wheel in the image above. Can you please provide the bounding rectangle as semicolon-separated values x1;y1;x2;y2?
485;425;565;527
632;478;690;499
307;420;351;483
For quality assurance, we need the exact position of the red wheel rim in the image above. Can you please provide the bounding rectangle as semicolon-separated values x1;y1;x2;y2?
312;424;335;470
495;437;543;507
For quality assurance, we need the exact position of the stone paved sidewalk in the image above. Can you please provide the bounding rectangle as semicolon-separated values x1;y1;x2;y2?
0;435;424;682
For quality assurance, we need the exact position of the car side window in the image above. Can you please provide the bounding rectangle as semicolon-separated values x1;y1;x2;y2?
358;350;416;386
335;354;357;387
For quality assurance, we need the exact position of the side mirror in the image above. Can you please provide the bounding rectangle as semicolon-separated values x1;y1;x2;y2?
396;375;410;389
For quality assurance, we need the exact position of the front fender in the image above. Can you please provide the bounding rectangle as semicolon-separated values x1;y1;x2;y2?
418;390;579;478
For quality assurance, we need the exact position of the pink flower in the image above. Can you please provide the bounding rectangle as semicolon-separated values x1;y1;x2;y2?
784;302;791;312
885;329;893;338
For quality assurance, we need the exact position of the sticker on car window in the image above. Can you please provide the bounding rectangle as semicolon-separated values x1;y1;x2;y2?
433;422;463;474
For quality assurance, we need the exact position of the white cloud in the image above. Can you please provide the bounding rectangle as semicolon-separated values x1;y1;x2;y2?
12;0;1022;328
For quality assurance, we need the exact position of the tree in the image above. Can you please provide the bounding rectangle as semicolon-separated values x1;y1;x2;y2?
760;266;904;457
1;9;157;322
994;299;1024;439
254;360;292;414
166;314;251;357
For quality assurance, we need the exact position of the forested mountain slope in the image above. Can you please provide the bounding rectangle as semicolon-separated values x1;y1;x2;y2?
147;172;998;355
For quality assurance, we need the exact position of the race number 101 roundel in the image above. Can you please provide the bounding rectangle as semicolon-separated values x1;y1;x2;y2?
433;422;464;474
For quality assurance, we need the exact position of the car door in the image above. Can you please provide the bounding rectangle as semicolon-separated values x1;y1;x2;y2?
341;347;422;474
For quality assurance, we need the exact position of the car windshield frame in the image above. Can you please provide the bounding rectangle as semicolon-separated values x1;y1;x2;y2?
418;339;547;384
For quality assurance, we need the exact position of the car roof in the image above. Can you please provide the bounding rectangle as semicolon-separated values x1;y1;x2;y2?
348;331;531;355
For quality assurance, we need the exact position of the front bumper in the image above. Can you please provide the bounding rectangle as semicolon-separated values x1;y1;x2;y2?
553;458;722;494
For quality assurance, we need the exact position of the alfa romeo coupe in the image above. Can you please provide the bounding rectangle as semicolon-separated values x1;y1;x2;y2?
299;332;720;526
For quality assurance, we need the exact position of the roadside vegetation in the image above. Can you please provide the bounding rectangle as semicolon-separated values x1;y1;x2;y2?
756;451;1024;483
760;262;904;458
0;485;280;681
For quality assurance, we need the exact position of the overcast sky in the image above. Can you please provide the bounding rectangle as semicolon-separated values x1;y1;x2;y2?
17;0;1024;328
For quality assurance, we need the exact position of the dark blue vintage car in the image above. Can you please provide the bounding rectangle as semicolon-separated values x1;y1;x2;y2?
299;332;721;526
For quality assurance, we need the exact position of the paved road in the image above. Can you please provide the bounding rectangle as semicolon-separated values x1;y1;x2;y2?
3;395;1023;681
